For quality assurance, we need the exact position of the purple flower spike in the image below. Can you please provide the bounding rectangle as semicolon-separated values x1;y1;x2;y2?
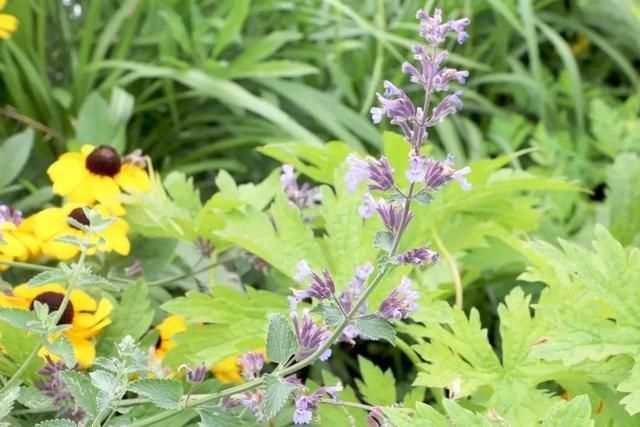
376;200;412;234
378;277;420;321
293;383;343;425
291;309;332;361
237;351;264;380
425;154;472;191
0;205;22;226
180;363;208;385
345;155;395;193
281;165;322;209
417;8;471;46
339;263;374;314
427;90;464;126
395;247;439;266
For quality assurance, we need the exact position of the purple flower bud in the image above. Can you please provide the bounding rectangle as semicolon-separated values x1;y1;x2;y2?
406;155;428;183
237;351;264;380
292;269;335;303
180;363;208;384
376;200;412;234
373;83;417;126
427;90;464;126
0;205;22;226
124;260;144;278
368;407;392;427
416;8;471;46
281;165;322;209
424;154;472;191
395;247;439;266
345;155;395;193
291;309;332;361
378;277;420;321
293;383;343;425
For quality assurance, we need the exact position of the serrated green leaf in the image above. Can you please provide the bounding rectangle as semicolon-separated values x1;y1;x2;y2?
442;399;499;426
27;269;68;287
89;370;119;394
541;395;594;427
618;361;640;415
354;315;396;344
263;374;296;420
266;313;298;365
0;307;36;329
0;386;20;419
17;386;53;410
44;336;75;368
320;304;344;329
128;378;184;410
356;356;396;405
34;419;77;427
61;371;98;418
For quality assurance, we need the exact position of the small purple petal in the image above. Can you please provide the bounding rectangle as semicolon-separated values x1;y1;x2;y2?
378;277;420;321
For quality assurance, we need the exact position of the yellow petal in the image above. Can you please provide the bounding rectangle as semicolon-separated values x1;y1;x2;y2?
69;289;98;312
41;239;80;260
13;283;66;302
98;220;130;255
0;1;7;11
211;355;243;385
0;14;18;33
73;298;112;329
33;207;71;241
67;175;97;204
91;176;122;205
67;335;96;368
115;164;150;193
47;153;89;197
156;315;187;340
0;293;30;309
80;145;95;156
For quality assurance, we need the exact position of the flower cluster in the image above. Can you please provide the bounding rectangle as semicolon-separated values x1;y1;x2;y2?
36;358;86;422
293;383;343;424
281;165;322;210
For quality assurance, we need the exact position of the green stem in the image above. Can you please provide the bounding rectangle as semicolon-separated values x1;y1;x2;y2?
0;346;39;393
0;260;55;272
130;186;418;427
432;229;463;310
395;337;423;368
319;398;374;411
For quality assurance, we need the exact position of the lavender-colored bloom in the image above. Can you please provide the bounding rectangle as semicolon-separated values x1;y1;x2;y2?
339;263;374;314
378;277;420;321
371;81;417;131
416;8;470;46
291;267;336;308
124;260;144;278
281;165;322;209
424;154;472;191
0;205;22;226
345;155;395;193
376;200;412;234
368;407;392;427
427;90;464;126
224;389;265;421
293;383;343;425
291;309;332;361
359;193;377;219
395;247;439;266
180;363;207;384
237;351;264;380
294;260;313;282
406;154;428;183
36;358;85;422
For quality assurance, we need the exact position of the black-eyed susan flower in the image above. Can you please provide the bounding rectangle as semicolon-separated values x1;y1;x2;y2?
0;205;40;270
32;203;130;260
154;314;187;360
0;0;18;40
0;283;113;368
47;145;150;215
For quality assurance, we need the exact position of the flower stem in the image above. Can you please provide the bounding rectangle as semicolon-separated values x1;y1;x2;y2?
432;228;463;310
0;260;54;271
0;346;39;393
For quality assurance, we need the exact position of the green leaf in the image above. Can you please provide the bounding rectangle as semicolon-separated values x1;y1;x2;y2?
74;91;118;151
541;395;594;427
0;387;20;419
27;269;68;287
89;370;119;394
354;315;396;344
0;128;33;189
262;373;296;420
61;370;98;418
17;387;53;410
266;313;298;365
128;378;184;410
0;307;36;329
320;304;344;329
198;408;250;427
164;172;202;213
618;361;640;415
212;0;250;58
442;398;499;426
374;231;394;253
44;336;75;368
97;280;153;357
355;356;396;405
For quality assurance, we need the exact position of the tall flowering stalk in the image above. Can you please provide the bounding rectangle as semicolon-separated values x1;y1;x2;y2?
129;8;472;427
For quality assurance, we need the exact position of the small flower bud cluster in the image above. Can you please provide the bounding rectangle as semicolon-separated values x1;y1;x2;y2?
281;165;322;210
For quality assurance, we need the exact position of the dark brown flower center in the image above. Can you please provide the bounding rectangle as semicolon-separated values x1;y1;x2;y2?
30;292;74;325
68;207;90;229
85;145;121;177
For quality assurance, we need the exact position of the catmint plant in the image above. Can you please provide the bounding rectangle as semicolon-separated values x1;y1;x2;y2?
127;8;472;427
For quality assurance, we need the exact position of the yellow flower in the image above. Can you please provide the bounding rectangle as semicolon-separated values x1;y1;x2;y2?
0;283;113;368
0;206;39;270
0;0;18;40
154;314;187;359
32;203;130;260
47;145;150;215
211;354;244;384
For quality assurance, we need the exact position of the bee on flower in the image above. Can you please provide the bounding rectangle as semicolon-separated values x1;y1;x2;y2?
47;145;150;215
32;203;130;260
0;283;113;367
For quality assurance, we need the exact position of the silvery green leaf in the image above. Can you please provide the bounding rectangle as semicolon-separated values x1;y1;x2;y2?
92;357;121;373
90;370;119;394
198;408;250;427
128;379;183;410
387;192;406;203
263;374;296;420
34;419;78;427
77;273;112;288
266;313;298;364
45;336;76;368
354;315;396;344
412;191;434;205
54;235;91;249
18;387;53;410
374;231;394;252
83;207;116;232
0;386;20;419
0;307;36;330
27;269;68;287
320;303;345;328
61;370;98;418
